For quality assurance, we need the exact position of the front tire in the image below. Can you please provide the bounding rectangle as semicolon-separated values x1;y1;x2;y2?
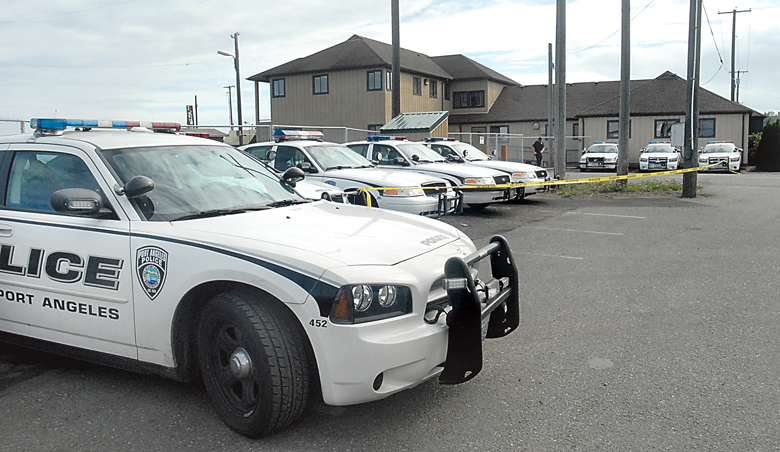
197;291;310;437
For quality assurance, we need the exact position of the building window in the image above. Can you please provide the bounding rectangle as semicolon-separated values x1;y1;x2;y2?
272;78;285;98
655;118;680;139
444;83;450;101
386;72;393;91
607;119;632;139
413;76;422;96
367;70;382;91
490;125;509;144
699;118;716;138
572;122;580;140
313;74;328;95
471;126;487;133
367;124;383;131
453;91;485;109
429;80;437;98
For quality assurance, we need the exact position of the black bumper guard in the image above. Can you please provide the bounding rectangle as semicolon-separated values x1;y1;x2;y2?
439;235;519;385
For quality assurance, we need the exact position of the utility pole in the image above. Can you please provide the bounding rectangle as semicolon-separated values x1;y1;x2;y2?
225;86;235;130
547;43;554;173
391;0;401;119
554;0;567;180
683;0;703;198
735;70;748;103
194;95;199;125
719;8;751;102
617;0;630;182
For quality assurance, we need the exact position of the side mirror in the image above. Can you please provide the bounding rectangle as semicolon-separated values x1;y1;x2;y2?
464;149;470;157
297;162;317;173
394;157;409;166
411;154;420;162
123;175;155;198
51;188;103;216
266;150;277;161
281;166;305;187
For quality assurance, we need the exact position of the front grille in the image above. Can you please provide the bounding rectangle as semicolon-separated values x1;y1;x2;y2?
422;181;448;197
535;170;548;179
587;157;605;164
648;157;667;164
493;175;510;185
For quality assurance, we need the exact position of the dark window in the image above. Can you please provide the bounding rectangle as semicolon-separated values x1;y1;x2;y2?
655;119;680;139
274;146;311;172
346;143;369;157
313;74;328;95
607;119;632;139
490;125;509;144
243;145;275;160
429;80;438;98
6;151;104;214
367;124;383;132
699;118;716;138
573;122;580;140
471;126;487;133
272;78;285;98
413;77;422;96
444;83;450;101
453;91;485;108
367;70;382;91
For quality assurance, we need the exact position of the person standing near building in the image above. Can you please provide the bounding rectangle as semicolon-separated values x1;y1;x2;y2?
532;138;545;167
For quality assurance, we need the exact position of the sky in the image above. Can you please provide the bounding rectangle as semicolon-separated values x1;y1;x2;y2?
2;0;779;128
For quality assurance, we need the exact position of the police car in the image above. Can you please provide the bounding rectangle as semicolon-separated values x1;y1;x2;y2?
345;137;513;209
242;131;460;216
579;142;619;171
0;118;519;437
638;142;682;171
698;141;742;172
423;137;550;199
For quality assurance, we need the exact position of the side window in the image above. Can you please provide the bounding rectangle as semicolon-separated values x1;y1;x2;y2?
243;145;274;160
431;144;455;159
6;151;103;213
346;143;369;157
372;145;399;165
274;146;309;171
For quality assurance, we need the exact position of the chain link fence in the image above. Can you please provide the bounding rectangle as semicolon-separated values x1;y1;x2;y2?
447;133;592;168
0;119;31;136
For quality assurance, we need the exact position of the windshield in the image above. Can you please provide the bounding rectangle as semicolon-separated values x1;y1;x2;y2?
644;145;676;153
586;145;618;154
304;144;373;170
452;143;490;161
102;144;304;221
396;143;447;163
702;144;736;154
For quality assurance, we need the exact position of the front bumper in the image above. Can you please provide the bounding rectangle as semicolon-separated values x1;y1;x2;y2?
580;161;617;170
313;236;519;405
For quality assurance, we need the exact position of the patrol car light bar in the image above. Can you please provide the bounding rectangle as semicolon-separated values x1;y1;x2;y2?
273;130;324;142
366;135;407;142
31;118;181;132
423;137;456;142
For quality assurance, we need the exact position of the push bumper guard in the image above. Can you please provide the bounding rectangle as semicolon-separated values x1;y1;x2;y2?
439;235;519;384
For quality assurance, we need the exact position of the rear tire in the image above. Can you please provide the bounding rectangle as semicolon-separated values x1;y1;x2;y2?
197;291;309;437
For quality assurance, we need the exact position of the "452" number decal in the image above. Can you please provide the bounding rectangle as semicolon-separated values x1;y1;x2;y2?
309;319;328;328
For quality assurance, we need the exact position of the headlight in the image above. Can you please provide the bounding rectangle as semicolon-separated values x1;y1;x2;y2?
463;177;493;186
512;172;525;179
669;157;678;162
699;158;707;163
383;188;425;197
730;156;740;162
330;285;412;324
579;157;586;163
639;157;648;162
605;156;617;162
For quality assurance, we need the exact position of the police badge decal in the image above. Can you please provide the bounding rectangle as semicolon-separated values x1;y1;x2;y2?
136;246;168;300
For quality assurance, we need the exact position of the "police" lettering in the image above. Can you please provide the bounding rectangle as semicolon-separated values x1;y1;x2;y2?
0;244;123;291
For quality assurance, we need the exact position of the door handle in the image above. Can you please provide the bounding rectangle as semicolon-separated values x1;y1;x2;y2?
0;223;13;237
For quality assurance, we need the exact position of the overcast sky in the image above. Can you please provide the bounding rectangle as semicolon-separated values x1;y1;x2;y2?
2;0;778;128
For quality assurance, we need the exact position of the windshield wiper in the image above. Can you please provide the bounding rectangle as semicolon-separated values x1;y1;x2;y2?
171;207;263;222
326;165;353;170
266;199;311;208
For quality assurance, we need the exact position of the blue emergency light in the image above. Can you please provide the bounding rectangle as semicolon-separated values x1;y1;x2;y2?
366;135;407;142
423;137;455;142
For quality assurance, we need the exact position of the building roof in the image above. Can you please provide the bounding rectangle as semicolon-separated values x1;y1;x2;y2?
248;35;451;82
380;111;449;133
449;71;757;125
430;55;518;86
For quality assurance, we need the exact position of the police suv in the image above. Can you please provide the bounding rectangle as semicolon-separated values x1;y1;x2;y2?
697;141;742;172
242;131;460;217
345;136;513;209
638;142;682;171
423;137;550;199
579;142;619;171
0;119;519;437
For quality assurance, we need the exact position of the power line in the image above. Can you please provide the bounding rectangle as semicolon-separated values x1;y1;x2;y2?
569;0;656;54
0;0;138;25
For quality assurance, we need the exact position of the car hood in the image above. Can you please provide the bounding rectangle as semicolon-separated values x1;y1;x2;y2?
323;167;447;186
641;152;679;158
170;201;467;267
411;162;505;178
469;160;544;175
582;153;618;158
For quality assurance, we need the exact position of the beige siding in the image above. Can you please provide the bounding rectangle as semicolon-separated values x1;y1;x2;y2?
400;73;448;113
448;80;489;114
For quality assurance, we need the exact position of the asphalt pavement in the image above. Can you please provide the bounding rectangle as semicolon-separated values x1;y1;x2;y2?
2;171;779;451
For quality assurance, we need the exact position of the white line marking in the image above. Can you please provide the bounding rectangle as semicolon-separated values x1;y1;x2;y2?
565;211;646;219
520;252;584;260
525;226;624;236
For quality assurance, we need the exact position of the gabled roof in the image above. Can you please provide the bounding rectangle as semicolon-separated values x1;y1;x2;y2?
449;71;757;125
380;111;449;133
430;55;518;86
248;35;451;82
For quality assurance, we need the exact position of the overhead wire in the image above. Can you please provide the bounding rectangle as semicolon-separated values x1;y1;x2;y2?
569;0;657;54
701;1;725;85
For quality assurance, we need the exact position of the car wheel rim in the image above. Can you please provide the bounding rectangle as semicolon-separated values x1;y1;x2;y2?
211;323;261;415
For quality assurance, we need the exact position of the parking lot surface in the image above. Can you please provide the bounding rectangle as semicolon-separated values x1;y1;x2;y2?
2;172;779;451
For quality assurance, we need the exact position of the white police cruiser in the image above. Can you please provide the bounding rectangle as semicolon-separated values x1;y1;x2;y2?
579;142;619;171
423;137;550;199
345;136;513;209
698;141;742;172
638;142;682;171
242;131;460;216
0;118;519;437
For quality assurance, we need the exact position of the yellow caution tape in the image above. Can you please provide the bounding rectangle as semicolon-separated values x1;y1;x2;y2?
355;160;736;207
